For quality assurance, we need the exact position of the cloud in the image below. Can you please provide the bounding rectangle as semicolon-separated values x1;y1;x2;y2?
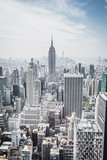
0;0;106;58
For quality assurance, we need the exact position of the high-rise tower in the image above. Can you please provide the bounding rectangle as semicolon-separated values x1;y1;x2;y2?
101;72;107;92
26;67;35;105
96;93;107;160
48;37;56;82
64;74;83;118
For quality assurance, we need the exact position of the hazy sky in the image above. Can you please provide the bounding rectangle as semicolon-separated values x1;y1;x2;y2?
0;0;107;58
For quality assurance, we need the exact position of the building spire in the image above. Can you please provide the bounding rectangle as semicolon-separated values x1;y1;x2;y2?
51;35;53;47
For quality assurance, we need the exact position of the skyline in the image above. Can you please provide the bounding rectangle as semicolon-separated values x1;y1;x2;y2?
0;0;107;58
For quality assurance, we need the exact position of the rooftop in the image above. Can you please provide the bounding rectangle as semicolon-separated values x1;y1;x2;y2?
76;119;102;132
64;73;83;78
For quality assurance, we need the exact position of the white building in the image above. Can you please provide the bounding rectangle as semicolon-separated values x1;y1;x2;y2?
64;74;83;118
26;67;35;106
9;114;21;131
21;105;41;131
11;129;20;146
22;145;32;160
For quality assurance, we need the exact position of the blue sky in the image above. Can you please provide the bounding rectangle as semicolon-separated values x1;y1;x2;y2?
0;0;107;58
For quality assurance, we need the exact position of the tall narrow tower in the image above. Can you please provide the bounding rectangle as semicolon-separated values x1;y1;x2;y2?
48;37;56;82
26;67;35;105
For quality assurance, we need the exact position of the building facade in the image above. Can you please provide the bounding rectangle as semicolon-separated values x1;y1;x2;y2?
64;74;83;118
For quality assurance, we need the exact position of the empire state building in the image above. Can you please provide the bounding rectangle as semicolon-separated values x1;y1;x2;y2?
48;38;56;82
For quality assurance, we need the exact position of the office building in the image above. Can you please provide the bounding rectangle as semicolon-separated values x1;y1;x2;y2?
96;93;107;160
12;69;19;85
9;114;21;131
0;91;2;112
42;137;57;160
11;129;20;146
0;76;7;96
21;105;41;131
59;137;74;160
101;72;107;92
78;63;81;73
89;64;94;78
48;37;56;82
40;65;45;78
26;67;35;105
95;78;101;97
0;113;7;131
0;66;3;76
50;148;59;160
74;119;103;159
15;97;22;113
64;74;83;118
35;79;41;97
7;146;22;160
13;84;20;97
4;88;12;105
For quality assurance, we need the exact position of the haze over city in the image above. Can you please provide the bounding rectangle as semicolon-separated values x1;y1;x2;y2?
0;1;107;160
0;0;107;58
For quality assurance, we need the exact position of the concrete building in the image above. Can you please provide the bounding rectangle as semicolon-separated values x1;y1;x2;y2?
21;105;41;131
15;97;22;113
42;137;57;160
0;113;7;131
0;91;2;112
0;76;7;97
12;69;19;85
50;148;59;160
11;129;20;146
9;114;21;131
22;139;32;160
74;119;103;159
59;137;74;160
95;78;101;97
82;110;95;120
95;93;107;160
7;146;22;160
26;67;35;105
40;65;45;78
4;88;12;105
64;74;83;118
35;79;41;97
48;37;56;82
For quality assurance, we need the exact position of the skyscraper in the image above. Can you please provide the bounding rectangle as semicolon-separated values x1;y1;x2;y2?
13;69;19;85
48;37;56;82
64;74;83;118
0;67;3;76
96;93;107;160
89;64;94;78
101;72;107;92
26;67;35;105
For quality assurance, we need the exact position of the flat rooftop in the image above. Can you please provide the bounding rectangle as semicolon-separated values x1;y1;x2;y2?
64;74;83;78
76;119;102;132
